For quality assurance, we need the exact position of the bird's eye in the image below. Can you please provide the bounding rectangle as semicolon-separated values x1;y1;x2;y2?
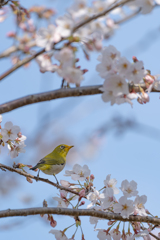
60;145;65;150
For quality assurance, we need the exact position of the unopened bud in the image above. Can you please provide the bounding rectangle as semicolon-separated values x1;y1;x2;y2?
90;174;95;181
86;176;89;181
137;97;143;105
143;74;154;85
142;92;149;103
82;69;88;74
50;219;57;228
43;199;48;207
132;56;138;62
26;177;33;183
49;215;57;228
79;201;85;206
6;31;16;38
79;189;86;197
17;132;22;138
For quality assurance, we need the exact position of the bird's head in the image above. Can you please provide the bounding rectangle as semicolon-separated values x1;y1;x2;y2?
54;144;74;158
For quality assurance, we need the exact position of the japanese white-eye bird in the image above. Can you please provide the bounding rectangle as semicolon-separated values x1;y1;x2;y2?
30;144;74;184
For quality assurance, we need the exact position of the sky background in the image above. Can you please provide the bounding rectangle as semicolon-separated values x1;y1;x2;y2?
1;0;160;239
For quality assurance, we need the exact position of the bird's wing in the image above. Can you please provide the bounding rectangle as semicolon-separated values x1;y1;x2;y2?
37;155;65;166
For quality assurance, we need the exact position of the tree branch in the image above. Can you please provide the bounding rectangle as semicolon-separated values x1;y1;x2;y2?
0;207;160;227
0;41;36;59
0;0;133;81
0;83;159;114
0;163;81;196
72;0;132;33
0;48;45;81
0;85;103;114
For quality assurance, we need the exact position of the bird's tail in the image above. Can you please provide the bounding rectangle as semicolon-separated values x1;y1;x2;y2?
29;166;37;170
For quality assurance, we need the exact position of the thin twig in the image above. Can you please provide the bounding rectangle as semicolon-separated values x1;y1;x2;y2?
0;41;36;59
0;207;160;226
0;163;81;196
72;0;132;33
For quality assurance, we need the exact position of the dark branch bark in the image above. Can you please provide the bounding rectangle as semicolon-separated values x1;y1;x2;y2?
0;83;159;114
0;207;160;226
0;85;103;114
0;163;81;196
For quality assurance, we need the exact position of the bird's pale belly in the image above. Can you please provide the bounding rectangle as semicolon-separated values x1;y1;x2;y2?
41;164;65;175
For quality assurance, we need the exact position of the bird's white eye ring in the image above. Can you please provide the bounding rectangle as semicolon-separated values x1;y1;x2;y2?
60;145;65;149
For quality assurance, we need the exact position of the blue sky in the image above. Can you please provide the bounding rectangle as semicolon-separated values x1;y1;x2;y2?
1;0;160;239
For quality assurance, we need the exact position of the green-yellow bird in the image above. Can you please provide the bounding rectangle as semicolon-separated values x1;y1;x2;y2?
30;144;73;184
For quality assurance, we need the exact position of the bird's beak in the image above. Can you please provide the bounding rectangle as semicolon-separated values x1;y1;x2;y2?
68;145;74;149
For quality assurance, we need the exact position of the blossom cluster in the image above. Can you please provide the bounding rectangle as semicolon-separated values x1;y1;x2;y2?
97;45;160;107
0;115;26;158
34;0;160;87
47;163;155;240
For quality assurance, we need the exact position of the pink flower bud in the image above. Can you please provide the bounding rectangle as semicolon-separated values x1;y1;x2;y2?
79;189;86;197
132;56;138;62
144;74;154;85
50;217;57;228
141;92;149;103
26;177;33;183
17;132;22;138
79;201;85;206
82;69;88;74
137;97;143;104
6;31;16;38
90;174;95;181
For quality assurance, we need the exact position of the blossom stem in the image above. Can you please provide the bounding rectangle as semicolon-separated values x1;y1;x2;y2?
63;223;76;233
98;186;106;192
78;181;83;188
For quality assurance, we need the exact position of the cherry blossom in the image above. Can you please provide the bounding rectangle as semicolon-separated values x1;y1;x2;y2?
97;45;121;63
56;14;74;38
113;196;134;218
120;180;138;198
95;229;112;240
36;24;61;51
102;75;129;96
127;61;145;83
36;53;58;73
101;188;115;209
49;230;68;240
65;164;90;181
110;228;121;240
134;195;147;216
1;121;21;142
54;48;74;68
87;187;103;208
8;141;26;159
57;67;84;85
103;174;119;194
